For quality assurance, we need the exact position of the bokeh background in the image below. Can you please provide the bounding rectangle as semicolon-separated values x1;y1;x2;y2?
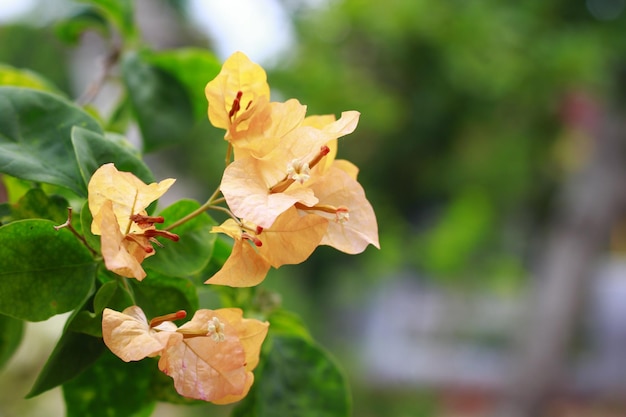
2;1;626;416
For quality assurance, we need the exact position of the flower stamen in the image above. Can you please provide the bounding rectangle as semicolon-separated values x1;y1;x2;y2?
143;229;180;242
207;317;225;342
150;310;187;328
125;234;154;253
228;91;243;120
242;232;263;247
269;146;331;194
295;203;350;223
130;214;165;229
286;159;310;184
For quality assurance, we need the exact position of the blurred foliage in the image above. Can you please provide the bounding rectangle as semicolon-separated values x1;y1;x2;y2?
269;0;626;292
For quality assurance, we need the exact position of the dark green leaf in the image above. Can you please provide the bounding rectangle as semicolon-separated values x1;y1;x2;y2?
79;199;101;254
93;280;133;314
143;199;216;277
0;87;102;196
27;330;105;398
78;0;136;40
266;309;313;341
63;350;156;417
131;272;198;319
10;188;69;223
122;52;194;152
0;314;23;369
233;335;351;417
146;48;221;120
106;94;133;133
68;280;133;337
71;125;154;187
55;7;109;45
0;219;97;321
0;203;10;225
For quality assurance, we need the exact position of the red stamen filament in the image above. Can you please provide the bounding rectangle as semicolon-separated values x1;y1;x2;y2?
228;91;243;120
130;214;164;224
295;202;348;215
150;310;187;327
125;234;154;253
243;232;263;247
143;229;180;242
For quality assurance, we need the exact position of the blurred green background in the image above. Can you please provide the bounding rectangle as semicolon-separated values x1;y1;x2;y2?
3;0;626;416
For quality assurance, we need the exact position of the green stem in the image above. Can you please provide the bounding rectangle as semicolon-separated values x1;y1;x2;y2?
120;277;136;305
225;143;233;167
164;186;228;231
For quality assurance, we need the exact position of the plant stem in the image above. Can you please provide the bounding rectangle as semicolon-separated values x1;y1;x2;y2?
165;187;229;231
54;207;98;256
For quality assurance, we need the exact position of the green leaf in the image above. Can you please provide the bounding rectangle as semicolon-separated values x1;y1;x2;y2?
63;350;156;417
266;309;313;341
233;335;351;417
71;126;154;187
130;272;198;319
0;219;97;321
93;280;133;314
80;199;101;254
106;94;133;133
0;314;23;370
79;0;136;41
146;48;221;120
0;64;62;93
27;330;105;398
55;7;109;45
0;87;103;197
142;199;216;277
68;280;133;337
121;52;194;152
1;175;33;204
10;188;69;223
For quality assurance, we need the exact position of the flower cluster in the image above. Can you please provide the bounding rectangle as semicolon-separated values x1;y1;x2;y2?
102;306;268;403
204;51;380;287
90;51;378;404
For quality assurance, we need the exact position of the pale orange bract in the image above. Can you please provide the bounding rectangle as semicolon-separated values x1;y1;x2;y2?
206;208;328;287
303;164;380;254
102;306;268;403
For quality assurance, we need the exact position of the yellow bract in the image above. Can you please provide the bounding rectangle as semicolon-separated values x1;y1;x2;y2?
205;51;271;141
88;163;176;280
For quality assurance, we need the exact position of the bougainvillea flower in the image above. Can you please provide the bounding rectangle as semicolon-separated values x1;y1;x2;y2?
102;306;180;362
220;111;360;229
206;219;271;287
102;306;268;403
205;51;271;141
231;99;307;160
88;163;177;280
206;207;328;287
300;164;379;254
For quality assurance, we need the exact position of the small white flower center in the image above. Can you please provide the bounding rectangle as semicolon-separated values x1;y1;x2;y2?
286;159;311;184
336;207;350;223
207;317;225;342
